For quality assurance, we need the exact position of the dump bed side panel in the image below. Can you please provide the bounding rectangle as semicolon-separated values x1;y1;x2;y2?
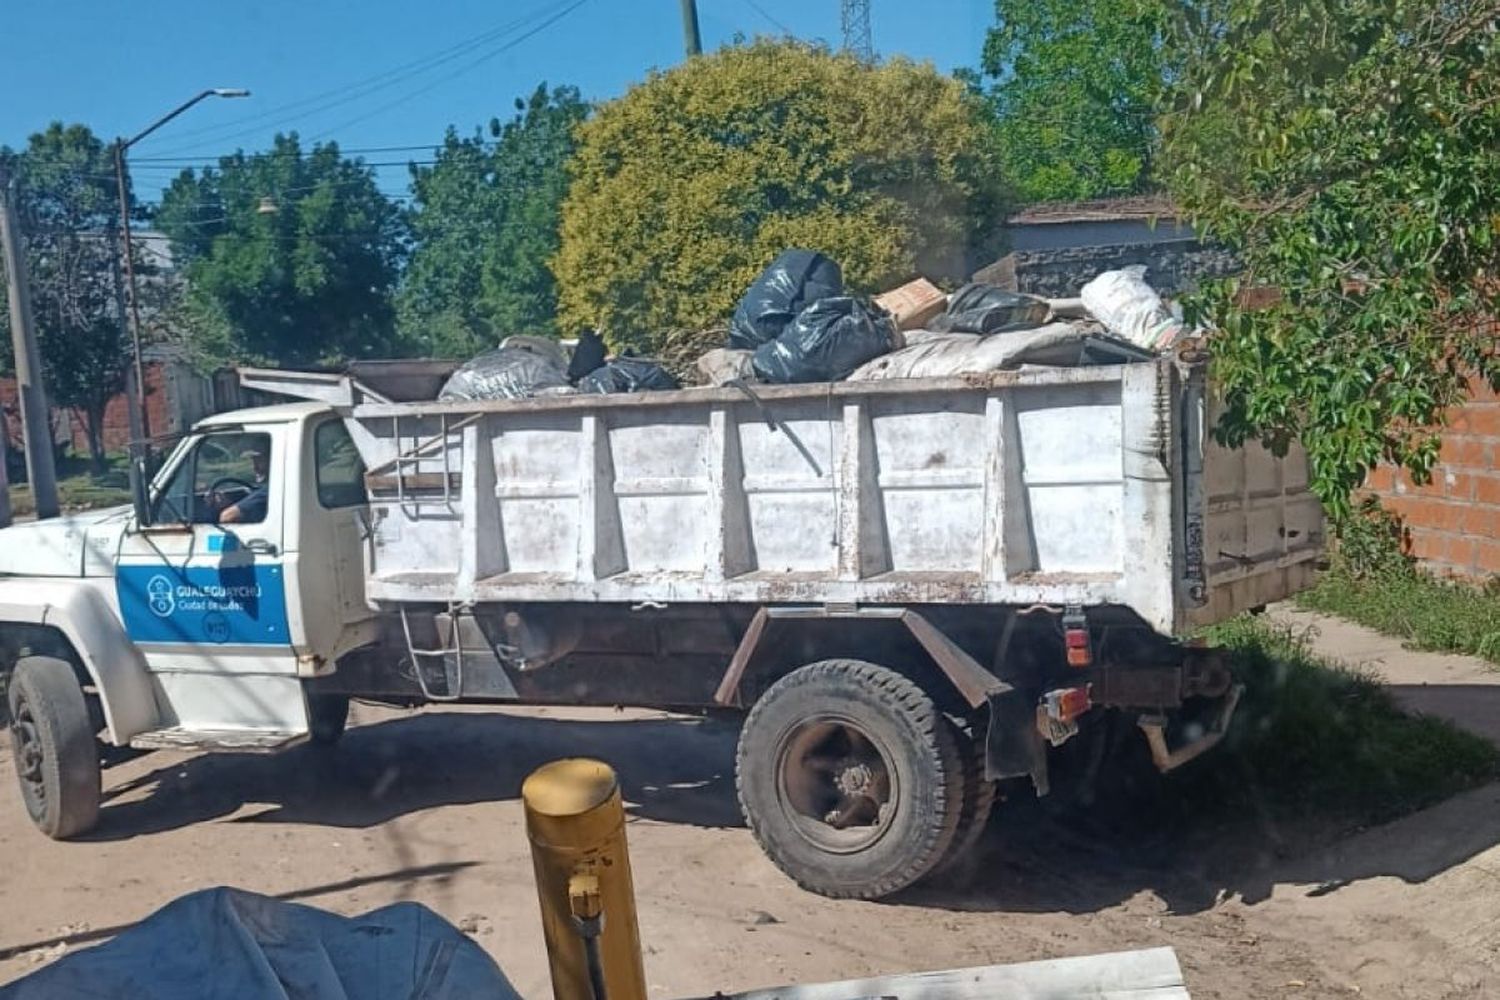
343;370;1189;630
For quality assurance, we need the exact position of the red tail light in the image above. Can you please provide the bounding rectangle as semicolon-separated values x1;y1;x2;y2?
1042;685;1092;723
1064;627;1092;668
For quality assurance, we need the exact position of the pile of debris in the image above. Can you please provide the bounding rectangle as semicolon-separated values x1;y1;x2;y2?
437;250;1190;402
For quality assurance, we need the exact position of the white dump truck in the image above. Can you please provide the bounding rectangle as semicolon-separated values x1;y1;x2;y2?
0;356;1319;898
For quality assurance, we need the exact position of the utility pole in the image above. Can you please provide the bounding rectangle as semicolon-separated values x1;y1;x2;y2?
112;88;248;489
0;162;60;519
680;0;702;56
113;140;152;450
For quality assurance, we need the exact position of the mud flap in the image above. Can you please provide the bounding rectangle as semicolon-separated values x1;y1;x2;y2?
984;687;1050;795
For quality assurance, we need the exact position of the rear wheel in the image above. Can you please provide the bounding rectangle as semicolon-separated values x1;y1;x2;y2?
7;655;101;839
736;659;964;899
929;717;998;878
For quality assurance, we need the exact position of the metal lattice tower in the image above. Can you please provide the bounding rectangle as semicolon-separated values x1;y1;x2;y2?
841;0;873;60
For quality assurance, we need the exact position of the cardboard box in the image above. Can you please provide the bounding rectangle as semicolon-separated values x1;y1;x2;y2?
874;278;946;331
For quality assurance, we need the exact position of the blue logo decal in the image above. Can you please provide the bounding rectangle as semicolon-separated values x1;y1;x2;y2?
117;563;290;646
146;575;175;616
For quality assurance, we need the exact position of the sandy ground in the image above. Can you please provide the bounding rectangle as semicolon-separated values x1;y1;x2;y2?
2;608;1500;999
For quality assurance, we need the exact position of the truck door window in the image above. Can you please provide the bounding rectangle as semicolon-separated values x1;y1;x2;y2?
152;431;272;524
314;420;368;509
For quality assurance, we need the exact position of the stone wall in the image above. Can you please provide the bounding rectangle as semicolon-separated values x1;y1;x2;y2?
973;238;1240;299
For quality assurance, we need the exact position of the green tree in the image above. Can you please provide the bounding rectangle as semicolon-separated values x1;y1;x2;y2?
0;123;141;472
553;40;1006;351
399;84;589;358
156;134;405;368
979;0;1168;202
1160;0;1500;516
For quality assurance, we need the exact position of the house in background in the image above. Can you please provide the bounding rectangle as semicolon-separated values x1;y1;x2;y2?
976;196;1238;298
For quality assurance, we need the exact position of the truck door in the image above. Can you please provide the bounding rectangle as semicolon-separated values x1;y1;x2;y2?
115;427;306;734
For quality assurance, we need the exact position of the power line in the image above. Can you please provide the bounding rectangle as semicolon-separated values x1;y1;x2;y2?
739;0;795;35
308;0;588;142
136;1;580;157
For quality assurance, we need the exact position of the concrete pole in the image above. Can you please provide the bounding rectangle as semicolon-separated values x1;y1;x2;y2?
0;401;11;528
680;0;702;56
0;161;60;519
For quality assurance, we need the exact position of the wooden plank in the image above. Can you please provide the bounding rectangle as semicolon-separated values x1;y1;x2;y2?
685;947;1188;1000
365;471;461;492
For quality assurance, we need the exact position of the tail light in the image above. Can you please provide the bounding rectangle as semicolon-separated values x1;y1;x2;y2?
1062;608;1092;668
1042;685;1092;723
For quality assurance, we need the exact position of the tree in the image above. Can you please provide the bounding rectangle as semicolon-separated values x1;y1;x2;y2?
0;123;140;472
553;40;1007;352
156;135;406;368
399;84;589;359
979;0;1168;202
1160;0;1500;517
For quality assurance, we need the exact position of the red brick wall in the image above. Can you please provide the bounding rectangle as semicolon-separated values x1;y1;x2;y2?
0;363;170;456
1366;383;1500;578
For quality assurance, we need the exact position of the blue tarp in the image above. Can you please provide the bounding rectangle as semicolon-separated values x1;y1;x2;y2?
0;887;519;1000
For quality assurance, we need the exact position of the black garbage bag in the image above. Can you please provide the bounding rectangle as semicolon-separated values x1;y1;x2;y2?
567;328;609;382
929;283;1049;335
729;250;844;349
438;344;572;400
752;296;898;384
577;357;680;394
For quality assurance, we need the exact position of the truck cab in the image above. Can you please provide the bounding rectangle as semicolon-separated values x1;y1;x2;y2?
0;403;372;835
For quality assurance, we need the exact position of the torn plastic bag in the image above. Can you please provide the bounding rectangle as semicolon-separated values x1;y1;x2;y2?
577;357;680;394
697;347;756;386
929;283;1050;335
752;296;900;384
847;324;1152;381
729;250;844;349
439;342;574;400
1079;265;1183;351
0;886;518;1000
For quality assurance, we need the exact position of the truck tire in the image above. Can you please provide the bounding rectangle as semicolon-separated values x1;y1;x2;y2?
307;693;350;746
929;717;998;878
736;659;964;899
6;655;101;839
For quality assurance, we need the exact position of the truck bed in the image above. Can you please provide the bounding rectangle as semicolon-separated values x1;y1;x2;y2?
324;362;1320;635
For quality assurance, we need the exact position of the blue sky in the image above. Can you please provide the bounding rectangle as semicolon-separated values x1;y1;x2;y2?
3;0;994;204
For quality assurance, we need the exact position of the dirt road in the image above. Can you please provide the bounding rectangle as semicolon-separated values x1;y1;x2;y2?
2;611;1499;998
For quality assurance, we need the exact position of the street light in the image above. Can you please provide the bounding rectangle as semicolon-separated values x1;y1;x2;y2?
113;88;248;511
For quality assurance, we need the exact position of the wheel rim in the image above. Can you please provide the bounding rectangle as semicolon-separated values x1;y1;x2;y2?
775;715;898;854
10;691;47;815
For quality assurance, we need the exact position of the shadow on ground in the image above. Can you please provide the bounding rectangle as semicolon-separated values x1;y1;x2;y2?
91;709;745;840
84;698;1500;920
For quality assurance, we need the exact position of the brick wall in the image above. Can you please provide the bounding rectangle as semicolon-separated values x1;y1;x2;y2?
1366;383;1500;579
0;362;170;457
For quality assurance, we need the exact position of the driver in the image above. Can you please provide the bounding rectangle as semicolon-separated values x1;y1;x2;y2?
218;448;269;524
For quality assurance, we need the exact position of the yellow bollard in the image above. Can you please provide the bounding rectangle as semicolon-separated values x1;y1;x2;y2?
522;758;647;1000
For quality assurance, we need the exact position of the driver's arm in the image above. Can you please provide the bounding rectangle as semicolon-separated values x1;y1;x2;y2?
218;503;245;524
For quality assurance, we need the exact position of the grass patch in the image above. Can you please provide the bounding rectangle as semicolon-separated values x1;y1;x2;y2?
1180;616;1499;824
8;452;132;517
1298;563;1500;663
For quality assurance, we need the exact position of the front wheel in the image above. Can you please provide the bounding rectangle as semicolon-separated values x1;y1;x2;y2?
7;655;101;839
735;659;964;899
306;693;350;746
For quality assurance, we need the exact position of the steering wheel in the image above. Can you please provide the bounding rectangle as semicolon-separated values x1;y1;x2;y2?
209;476;256;504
